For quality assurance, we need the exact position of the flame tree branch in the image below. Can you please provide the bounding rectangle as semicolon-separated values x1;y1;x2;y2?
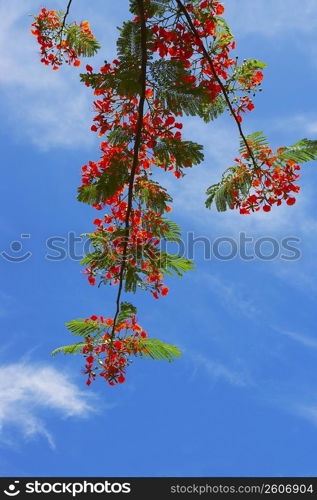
111;0;147;337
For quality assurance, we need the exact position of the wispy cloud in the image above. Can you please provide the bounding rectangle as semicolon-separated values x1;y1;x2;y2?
0;292;13;318
295;405;317;427
203;274;260;320
272;114;317;137
192;353;250;387
275;265;317;297
0;362;97;449
274;327;317;349
225;0;317;38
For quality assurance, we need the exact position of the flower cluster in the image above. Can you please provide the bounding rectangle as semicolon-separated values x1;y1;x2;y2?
83;315;148;386
31;8;95;69
32;0;310;387
229;143;300;214
149;0;263;121
85;202;170;299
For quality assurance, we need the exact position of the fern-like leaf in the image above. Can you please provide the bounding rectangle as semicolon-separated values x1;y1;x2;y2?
138;338;182;362
51;342;86;357
66;319;101;337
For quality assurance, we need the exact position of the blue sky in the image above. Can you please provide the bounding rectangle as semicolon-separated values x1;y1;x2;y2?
1;0;317;477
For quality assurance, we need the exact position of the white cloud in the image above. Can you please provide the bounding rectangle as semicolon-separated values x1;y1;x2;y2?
201;273;260;320
274;327;317;349
295;405;317;427
0;0;117;150
0;292;12;318
272;113;317;137
192;353;249;387
225;0;317;38
0;362;97;449
274;263;317;297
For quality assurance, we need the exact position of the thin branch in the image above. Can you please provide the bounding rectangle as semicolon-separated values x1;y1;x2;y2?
111;0;147;337
59;0;73;35
175;0;258;170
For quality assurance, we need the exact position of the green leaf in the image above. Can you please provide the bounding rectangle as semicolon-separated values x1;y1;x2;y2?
135;179;173;213
66;25;101;57
117;302;137;323
205;171;252;212
130;0;172;16
239;131;268;155
117;21;141;61
158;252;195;277
138;338;182;362
160;218;182;243
281;138;317;164
51;342;86;357
234;59;267;84
66;319;101;337
153;138;204;169
78;155;130;205
108;127;133;146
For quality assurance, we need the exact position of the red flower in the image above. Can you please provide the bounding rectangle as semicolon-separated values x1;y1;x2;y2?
88;276;96;286
165;116;175;127
287;197;296;206
215;4;225;15
246;102;255;111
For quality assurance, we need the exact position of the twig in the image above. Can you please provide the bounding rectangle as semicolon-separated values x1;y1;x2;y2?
111;0;147;337
59;0;73;36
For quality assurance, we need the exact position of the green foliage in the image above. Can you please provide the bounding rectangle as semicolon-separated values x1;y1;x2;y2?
151;60;226;121
160;219;182;243
117;302;137;323
80;65;142;96
214;16;234;44
205;169;252;212
153;138;204;170
66;25;100;57
135;179;173;213
129;0;172;16
78;155;130;205
51;342;86;357
238;131;268;155
108;127;133;146
66;319;101;337
199;96;226;123
207;132;317;212
117;21;141;60
239;132;317;165
234;58;266;84
158;252;195;277
138;338;182;362
124;266;139;293
280;138;317;164
80;72;111;90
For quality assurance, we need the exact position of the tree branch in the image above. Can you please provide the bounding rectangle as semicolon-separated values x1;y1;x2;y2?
59;0;73;35
175;0;258;170
111;0;147;337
